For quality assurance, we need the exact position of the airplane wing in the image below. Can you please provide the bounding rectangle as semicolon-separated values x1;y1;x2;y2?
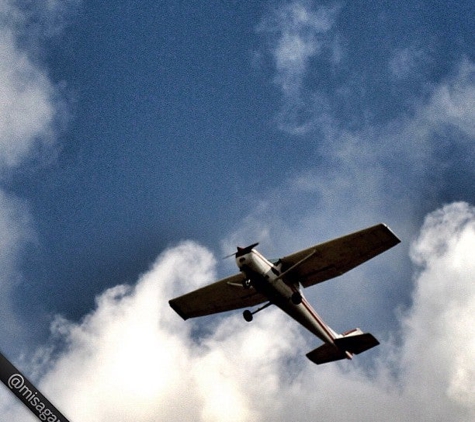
169;272;267;320
279;224;400;288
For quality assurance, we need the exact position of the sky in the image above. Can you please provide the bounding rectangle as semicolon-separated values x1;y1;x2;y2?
0;0;474;420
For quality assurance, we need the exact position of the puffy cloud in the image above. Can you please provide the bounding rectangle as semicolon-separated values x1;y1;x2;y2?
397;202;475;421
2;203;475;421
0;241;304;422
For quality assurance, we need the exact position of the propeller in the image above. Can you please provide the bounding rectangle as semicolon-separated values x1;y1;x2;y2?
223;242;259;259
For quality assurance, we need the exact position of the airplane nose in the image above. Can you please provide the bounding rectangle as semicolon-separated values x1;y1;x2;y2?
235;242;259;257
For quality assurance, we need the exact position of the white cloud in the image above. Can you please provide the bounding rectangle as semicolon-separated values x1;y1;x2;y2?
0;2;66;171
0;0;51;348
224;56;475;317
0;190;35;345
388;45;429;80
0;0;74;349
257;0;342;133
2;203;475;421
0;241;303;422
258;2;475;141
401;202;475;421
421;59;475;139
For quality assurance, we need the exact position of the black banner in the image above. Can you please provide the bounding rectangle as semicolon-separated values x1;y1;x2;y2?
0;351;71;422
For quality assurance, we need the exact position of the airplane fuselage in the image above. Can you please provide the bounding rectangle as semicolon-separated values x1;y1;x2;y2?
236;249;341;348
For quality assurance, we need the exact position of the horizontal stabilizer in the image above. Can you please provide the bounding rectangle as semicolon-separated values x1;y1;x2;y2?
306;330;379;365
334;332;379;355
306;343;348;365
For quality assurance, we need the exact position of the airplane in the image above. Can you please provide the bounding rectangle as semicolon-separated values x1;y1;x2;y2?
169;224;400;365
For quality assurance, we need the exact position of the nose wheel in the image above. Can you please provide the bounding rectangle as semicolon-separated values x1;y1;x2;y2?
243;302;272;322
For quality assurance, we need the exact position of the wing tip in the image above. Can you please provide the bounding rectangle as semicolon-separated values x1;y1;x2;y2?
168;299;189;320
376;223;401;246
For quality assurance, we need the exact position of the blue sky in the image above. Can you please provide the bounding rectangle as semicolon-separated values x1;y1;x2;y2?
1;1;475;421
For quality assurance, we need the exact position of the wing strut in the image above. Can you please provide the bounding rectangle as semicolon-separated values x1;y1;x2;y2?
276;249;318;281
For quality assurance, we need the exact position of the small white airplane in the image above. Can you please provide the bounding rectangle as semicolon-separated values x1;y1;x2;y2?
169;224;400;365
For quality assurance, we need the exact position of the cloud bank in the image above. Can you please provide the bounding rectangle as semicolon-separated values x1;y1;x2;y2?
1;202;474;421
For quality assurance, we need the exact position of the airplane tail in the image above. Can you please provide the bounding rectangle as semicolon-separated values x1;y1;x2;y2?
306;328;379;365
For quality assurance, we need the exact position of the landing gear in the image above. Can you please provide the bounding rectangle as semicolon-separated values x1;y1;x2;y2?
243;310;253;322
291;291;302;305
242;279;251;289
242;302;272;322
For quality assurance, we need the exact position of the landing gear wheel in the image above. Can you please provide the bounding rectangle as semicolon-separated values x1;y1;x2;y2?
243;310;253;322
242;279;251;289
291;291;302;305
